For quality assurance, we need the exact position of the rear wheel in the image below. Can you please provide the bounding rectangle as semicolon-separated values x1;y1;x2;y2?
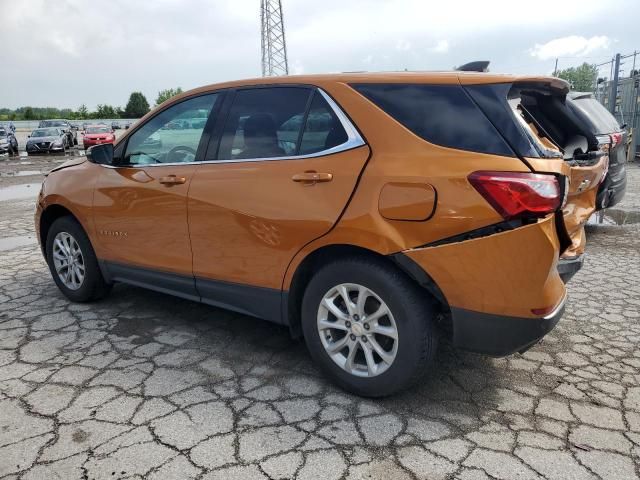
45;216;111;302
302;256;438;397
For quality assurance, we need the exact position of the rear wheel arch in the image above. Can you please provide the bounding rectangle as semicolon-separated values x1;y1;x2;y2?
286;244;449;338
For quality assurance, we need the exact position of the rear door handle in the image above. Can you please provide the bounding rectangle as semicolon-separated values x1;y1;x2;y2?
292;172;333;185
159;175;187;186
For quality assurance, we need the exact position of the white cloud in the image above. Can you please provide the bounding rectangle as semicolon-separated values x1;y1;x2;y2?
0;0;636;108
529;35;611;60
429;40;450;54
396;39;412;52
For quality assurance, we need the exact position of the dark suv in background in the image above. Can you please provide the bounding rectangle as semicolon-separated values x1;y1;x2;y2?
567;92;627;209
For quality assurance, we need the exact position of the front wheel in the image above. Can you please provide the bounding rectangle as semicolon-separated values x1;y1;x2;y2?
45;216;111;302
302;257;438;397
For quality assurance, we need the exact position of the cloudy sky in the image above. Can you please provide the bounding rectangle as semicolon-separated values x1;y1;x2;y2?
1;0;638;109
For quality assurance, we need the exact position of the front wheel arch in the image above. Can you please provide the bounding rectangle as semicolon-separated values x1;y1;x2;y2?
39;205;83;255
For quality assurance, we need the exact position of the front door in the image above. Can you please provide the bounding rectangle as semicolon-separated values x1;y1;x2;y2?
188;87;370;318
93;93;220;298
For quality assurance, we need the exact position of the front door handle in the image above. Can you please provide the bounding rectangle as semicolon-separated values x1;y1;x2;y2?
292;171;333;185
159;175;187;186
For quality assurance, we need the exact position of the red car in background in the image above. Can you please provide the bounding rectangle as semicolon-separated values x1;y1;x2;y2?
82;125;115;151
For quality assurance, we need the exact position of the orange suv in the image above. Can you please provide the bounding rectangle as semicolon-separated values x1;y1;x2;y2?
37;72;585;396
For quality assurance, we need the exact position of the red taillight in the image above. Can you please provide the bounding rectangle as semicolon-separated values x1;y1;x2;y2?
610;132;622;148
468;171;561;220
531;305;555;316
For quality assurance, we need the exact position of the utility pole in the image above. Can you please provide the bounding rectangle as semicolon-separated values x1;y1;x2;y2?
609;53;621;115
553;58;558;76
261;0;289;77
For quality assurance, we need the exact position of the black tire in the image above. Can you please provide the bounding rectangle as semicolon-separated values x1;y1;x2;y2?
45;216;111;302
301;256;438;397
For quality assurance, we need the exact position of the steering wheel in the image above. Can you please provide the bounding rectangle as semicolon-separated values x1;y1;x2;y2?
166;146;197;163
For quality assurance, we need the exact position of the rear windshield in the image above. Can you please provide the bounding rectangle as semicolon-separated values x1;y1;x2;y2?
569;97;620;134
352;83;513;156
86;127;111;134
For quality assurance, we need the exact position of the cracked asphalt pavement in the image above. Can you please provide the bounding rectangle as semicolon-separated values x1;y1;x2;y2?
1;151;640;480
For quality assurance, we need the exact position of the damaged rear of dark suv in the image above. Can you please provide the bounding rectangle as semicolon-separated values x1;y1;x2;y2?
568;91;628;210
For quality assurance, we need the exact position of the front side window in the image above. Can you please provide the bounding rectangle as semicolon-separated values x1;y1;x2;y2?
124;94;218;165
218;87;312;160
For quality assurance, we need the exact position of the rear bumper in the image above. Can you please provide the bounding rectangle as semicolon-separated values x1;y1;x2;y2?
596;168;627;210
557;254;584;283
397;215;567;355
451;293;566;356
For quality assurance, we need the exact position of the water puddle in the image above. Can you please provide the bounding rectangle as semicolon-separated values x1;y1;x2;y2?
0;235;37;251
0;183;40;201
588;208;640;225
0;170;42;178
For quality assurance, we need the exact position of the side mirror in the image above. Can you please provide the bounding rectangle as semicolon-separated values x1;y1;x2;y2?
27;135;31;138
86;143;114;165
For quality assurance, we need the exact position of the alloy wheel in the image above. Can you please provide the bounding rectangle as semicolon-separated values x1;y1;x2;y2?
52;232;85;290
317;283;399;377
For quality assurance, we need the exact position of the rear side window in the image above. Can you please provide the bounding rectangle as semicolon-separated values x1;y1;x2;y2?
299;92;348;155
352;83;513;156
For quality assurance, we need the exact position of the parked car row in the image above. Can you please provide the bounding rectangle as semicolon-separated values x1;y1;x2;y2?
0;126;19;155
0;119;137;157
35;71;627;396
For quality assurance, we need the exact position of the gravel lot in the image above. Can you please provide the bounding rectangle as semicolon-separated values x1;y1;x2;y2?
1;148;640;480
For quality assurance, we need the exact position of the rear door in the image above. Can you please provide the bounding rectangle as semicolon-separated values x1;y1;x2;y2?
188;86;370;319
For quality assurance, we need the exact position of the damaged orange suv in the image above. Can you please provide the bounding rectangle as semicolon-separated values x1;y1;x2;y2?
37;72;581;396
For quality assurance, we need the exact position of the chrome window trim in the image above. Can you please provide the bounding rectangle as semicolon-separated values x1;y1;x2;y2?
100;87;365;169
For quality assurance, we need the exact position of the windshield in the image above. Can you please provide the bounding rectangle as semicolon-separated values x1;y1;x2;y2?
570;97;621;134
32;128;59;137
86;126;111;134
0;130;6;137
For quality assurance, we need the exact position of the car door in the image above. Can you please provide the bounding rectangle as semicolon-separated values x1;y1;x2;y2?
92;93;220;299
188;86;370;320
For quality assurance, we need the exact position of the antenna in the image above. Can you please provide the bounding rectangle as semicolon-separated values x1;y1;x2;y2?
261;0;289;76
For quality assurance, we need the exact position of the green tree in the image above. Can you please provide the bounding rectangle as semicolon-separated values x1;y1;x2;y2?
155;87;183;106
556;62;598;92
23;107;35;120
77;104;88;119
124;92;150;118
95;104;118;119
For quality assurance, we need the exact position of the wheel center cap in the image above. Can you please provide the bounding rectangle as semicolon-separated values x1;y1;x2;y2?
351;323;364;336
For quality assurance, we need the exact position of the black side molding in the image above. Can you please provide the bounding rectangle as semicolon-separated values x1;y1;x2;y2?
105;261;199;302
196;277;283;324
101;261;285;325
